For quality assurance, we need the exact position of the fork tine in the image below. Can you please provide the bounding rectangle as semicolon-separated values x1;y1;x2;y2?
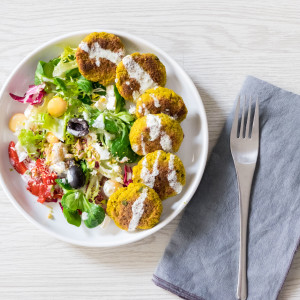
245;96;252;138
231;96;240;139
239;95;246;138
251;97;259;139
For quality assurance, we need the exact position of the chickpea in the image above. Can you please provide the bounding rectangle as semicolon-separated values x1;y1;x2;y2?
47;97;68;118
46;132;59;144
103;180;123;197
9;113;27;132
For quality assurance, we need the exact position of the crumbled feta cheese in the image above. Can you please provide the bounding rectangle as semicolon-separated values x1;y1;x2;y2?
104;132;115;141
119;157;129;163
94;97;108;111
93;144;111;160
93;114;105;130
82;212;89;221
87;132;98;143
15;142;28;162
90;169;98;176
51;142;68;164
112;165;121;173
106;85;116;111
49;161;67;176
82;111;89;121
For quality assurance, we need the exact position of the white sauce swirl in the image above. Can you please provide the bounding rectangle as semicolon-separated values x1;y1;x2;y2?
122;55;157;100
160;132;172;152
167;154;183;194
128;188;148;231
79;42;124;67
150;94;161;107
146;115;162;141
140;151;161;188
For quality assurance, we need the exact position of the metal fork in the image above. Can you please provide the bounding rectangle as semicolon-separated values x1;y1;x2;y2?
230;96;260;300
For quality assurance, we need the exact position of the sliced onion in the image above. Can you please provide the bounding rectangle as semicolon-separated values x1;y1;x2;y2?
123;165;133;186
9;83;46;105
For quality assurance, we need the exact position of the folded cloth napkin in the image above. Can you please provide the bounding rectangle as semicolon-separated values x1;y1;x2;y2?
153;76;300;300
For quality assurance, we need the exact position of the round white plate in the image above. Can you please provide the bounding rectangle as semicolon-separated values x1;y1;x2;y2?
0;30;208;247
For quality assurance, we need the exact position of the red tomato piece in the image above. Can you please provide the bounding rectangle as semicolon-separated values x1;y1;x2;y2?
8;141;28;175
27;159;58;203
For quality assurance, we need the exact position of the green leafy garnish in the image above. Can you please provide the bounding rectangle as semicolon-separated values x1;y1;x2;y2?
18;129;46;158
114;85;125;113
77;76;93;94
84;204;105;228
55;178;72;192
96;111;139;163
34;61;55;85
38;113;66;141
63;208;81;227
60;189;105;228
61;191;84;211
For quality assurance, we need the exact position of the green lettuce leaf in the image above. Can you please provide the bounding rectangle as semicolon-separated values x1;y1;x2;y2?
18;129;46;158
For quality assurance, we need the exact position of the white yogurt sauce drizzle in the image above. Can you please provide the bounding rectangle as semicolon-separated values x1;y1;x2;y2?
150;94;161;107
79;42;124;67
140;134;146;155
122;55;157;100
142;103;150;115
160;132;172;151
146;115;161;141
128;188;149;231
167;154;183;194
141;151;161;188
143;114;173;152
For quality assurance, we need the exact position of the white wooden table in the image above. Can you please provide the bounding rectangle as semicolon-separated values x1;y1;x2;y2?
0;0;299;299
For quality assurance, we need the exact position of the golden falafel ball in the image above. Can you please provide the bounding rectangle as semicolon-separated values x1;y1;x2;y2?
136;87;188;122
133;150;185;200
115;52;166;102
76;32;125;86
106;183;162;231
129;113;183;156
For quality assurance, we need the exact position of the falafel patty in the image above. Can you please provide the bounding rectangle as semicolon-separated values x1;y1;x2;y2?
106;183;162;231
76;32;125;86
136;87;188;122
133;150;185;200
129;113;183;156
115;52;166;102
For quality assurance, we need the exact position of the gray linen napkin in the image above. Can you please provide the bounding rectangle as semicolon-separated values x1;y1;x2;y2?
153;76;300;300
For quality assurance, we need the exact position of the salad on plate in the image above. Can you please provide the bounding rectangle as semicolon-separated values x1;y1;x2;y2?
8;32;187;232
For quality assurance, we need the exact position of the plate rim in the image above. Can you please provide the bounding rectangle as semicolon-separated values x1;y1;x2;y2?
0;29;209;247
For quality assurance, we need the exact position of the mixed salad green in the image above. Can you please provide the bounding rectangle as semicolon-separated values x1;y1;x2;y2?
8;46;138;228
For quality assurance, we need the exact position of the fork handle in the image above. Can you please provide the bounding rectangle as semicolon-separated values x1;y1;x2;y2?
235;163;256;300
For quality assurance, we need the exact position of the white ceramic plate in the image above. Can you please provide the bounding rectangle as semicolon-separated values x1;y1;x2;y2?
0;30;208;247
